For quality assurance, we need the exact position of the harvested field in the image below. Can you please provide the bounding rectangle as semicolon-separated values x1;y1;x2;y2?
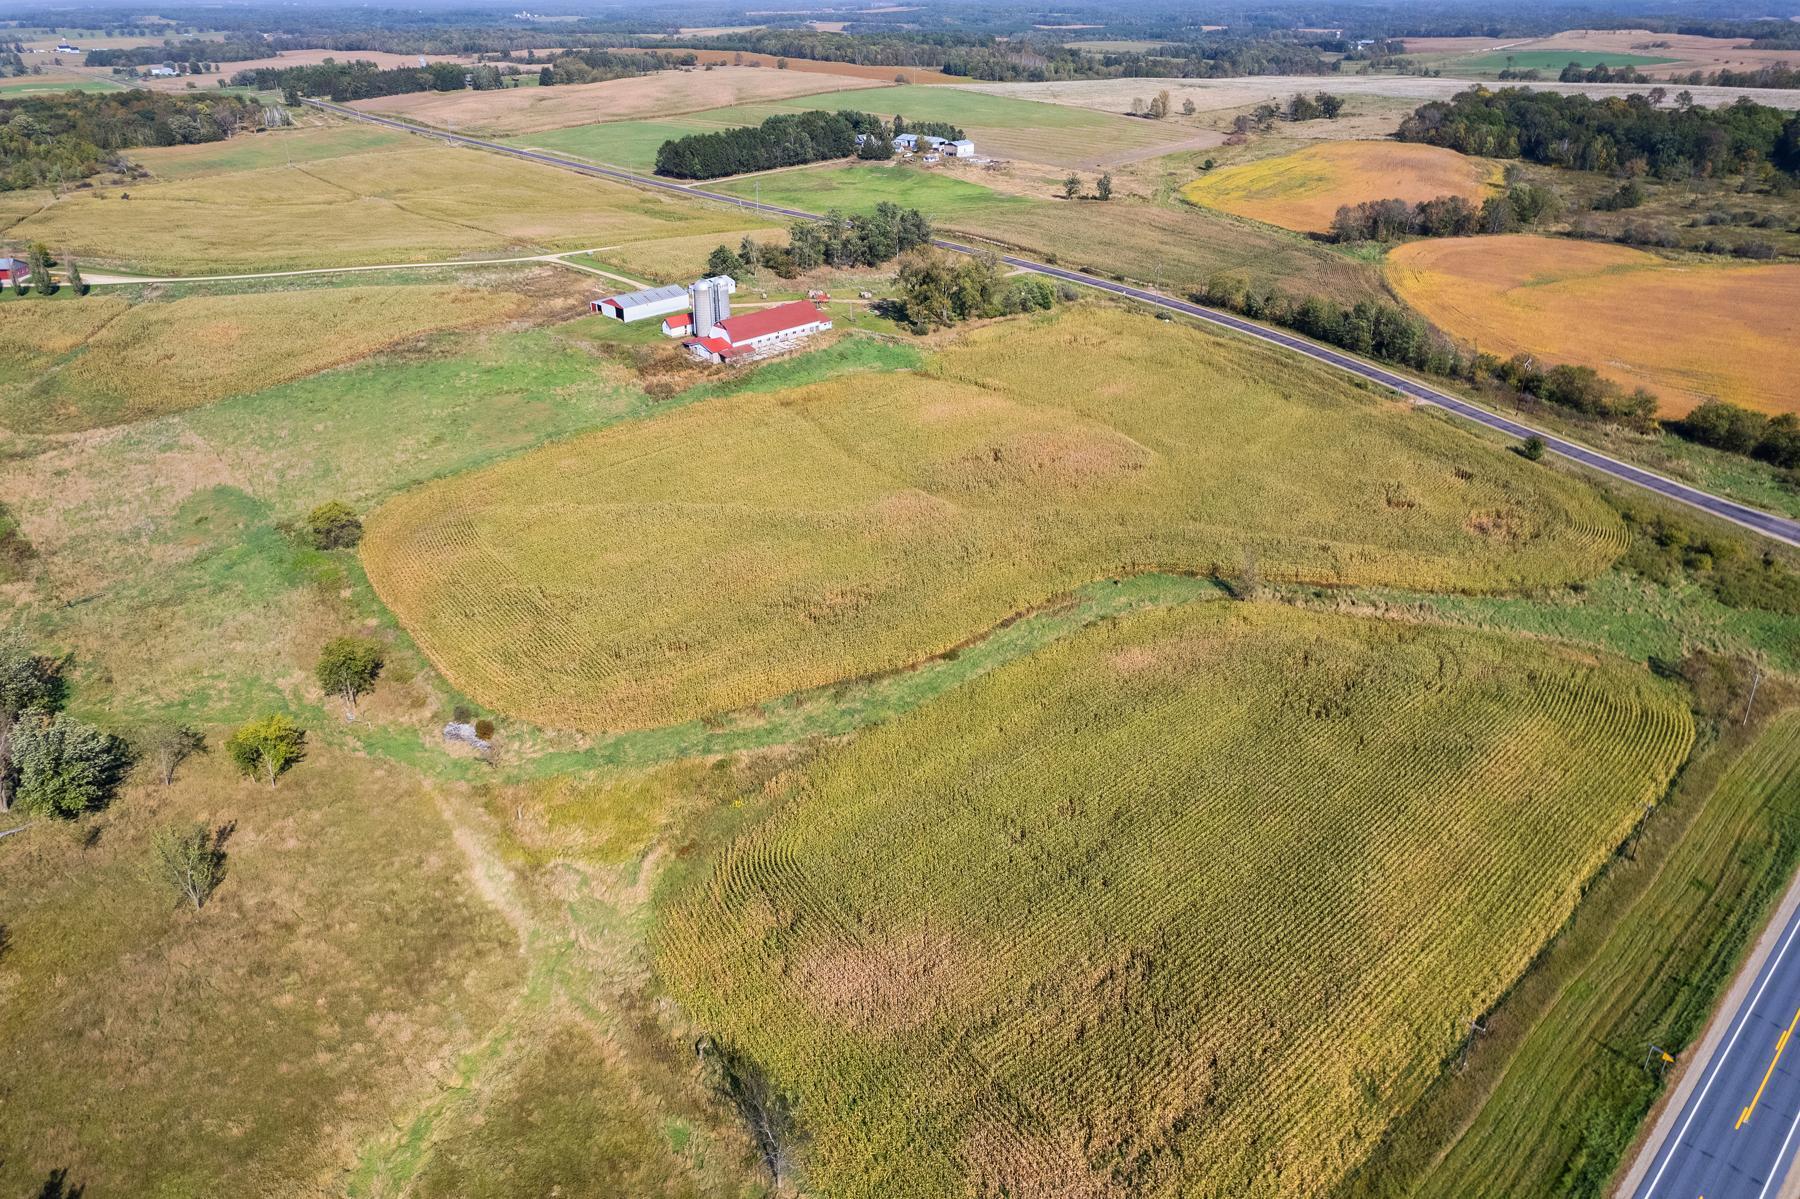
955;76;1800;118
350;65;883;136
1387;235;1800;416
1180;140;1501;234
0;142;756;273
129;124;412;179
671;49;963;84
657;601;1693;1199
0;284;530;432
363;307;1629;731
1406;28;1800;77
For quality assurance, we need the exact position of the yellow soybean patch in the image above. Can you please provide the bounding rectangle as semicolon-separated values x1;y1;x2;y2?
658;602;1694;1199
362;307;1627;731
1180;140;1502;234
1387;234;1800;416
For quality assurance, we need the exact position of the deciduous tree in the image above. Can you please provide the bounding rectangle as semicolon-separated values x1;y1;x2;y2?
11;712;128;818
225;715;305;787
304;500;362;549
150;822;228;910
316;637;384;717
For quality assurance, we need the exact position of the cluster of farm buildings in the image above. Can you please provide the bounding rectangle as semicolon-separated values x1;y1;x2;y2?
592;276;833;364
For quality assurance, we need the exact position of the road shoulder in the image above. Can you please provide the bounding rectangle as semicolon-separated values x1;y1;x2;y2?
1614;861;1800;1197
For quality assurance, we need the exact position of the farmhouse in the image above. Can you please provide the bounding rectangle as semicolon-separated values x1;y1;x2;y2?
144;63;179;77
893;134;975;157
682;300;831;363
590;283;689;322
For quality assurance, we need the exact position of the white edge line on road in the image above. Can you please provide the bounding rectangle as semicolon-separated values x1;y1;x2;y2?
1760;1101;1800;1199
1641;911;1800;1198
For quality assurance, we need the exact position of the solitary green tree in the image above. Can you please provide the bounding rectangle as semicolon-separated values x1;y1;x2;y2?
1062;173;1082;199
150;822;228;910
316;637;384;717
1519;435;1547;461
706;244;743;279
65;256;86;296
225;715;305;787
11;712;128;818
304;500;362;549
1096;173;1113;201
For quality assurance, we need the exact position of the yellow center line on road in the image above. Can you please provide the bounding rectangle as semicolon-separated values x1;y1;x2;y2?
1738;1007;1800;1130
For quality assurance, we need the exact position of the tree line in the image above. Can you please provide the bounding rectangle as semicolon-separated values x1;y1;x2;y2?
708;202;933;279
1329;181;1560;242
1193;274;1660;429
891;248;1060;331
84;37;270;67
1667;400;1800;472
1556;61;1650;84
1;91;261;191
1398;87;1800;180
655;109;889;179
235;49;665;102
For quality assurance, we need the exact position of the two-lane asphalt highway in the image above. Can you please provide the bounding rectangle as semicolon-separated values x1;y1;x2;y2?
1630;893;1800;1199
308;98;1800;549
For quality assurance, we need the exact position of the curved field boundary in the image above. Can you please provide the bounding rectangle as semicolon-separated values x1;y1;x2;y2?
361;308;1630;731
656;604;1695;1199
303;99;1800;550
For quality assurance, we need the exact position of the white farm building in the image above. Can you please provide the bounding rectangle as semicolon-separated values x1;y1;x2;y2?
590;283;689;323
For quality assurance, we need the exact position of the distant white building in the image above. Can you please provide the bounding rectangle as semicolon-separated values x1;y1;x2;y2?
145;63;179;77
948;139;975;158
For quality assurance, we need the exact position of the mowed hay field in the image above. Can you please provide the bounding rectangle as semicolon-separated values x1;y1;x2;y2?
1388;235;1800;416
656;602;1694;1199
350;65;883;136
1180;141;1502;234
0;284;530;432
362;307;1629;731
512;84;1205;172
1;140;758;273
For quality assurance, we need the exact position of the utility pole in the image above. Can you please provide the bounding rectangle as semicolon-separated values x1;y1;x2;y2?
1743;660;1763;724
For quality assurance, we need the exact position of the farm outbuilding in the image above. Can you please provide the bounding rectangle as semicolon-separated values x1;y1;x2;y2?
0;257;29;285
683;300;832;364
591;283;689;322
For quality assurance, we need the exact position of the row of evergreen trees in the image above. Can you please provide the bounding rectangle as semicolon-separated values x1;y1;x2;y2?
654;109;888;179
706;202;933;279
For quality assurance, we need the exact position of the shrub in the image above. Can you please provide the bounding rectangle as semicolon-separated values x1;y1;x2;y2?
305;501;363;550
225;714;305;787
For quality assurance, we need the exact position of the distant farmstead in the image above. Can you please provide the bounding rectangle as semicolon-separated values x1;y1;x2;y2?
683;299;832;364
893;133;975;158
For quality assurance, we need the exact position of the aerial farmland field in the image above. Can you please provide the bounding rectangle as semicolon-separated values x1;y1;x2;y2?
1387;235;1800;416
0;282;536;432
363;307;1628;731
508;83;1209;171
349;64;883;136
1180;140;1503;233
657;601;1693;1199
0;140;758;273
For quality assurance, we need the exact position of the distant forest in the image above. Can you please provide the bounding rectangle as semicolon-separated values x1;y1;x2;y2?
1399;89;1800;179
233;49;669;102
0;91;260;190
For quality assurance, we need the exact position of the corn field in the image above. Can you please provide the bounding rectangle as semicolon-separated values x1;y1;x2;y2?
656;603;1694;1199
363;308;1629;731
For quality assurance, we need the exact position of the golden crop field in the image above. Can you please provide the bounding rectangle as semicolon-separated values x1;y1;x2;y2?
1387;235;1800;416
657;601;1694;1199
0;284;529;432
1179;140;1502;233
350;65;883;136
2;142;757;274
362;307;1628;731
